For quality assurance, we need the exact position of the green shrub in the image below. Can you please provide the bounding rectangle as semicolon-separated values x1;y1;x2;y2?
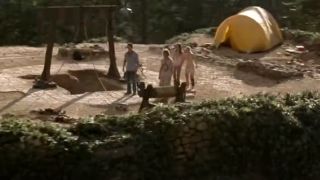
1;92;320;179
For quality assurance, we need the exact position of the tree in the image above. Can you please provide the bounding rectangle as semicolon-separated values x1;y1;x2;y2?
1;0;320;45
140;0;147;43
106;8;121;79
74;6;88;43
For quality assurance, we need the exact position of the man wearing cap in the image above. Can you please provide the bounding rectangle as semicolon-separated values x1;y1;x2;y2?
123;43;140;95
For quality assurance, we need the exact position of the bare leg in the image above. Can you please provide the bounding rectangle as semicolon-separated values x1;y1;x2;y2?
177;66;181;85
185;72;190;89
174;66;181;86
191;72;195;89
173;67;177;84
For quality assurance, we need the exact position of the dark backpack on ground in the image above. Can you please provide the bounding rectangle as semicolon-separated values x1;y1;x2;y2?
72;50;84;61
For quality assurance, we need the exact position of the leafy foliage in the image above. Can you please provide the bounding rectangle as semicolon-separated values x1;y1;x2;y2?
1;92;320;179
0;0;320;45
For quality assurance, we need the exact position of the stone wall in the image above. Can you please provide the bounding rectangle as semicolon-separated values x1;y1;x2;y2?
170;120;211;162
3;93;320;179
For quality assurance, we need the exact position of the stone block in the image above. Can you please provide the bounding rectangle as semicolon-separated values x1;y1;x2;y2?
197;122;208;131
182;137;191;145
175;154;187;160
174;139;182;147
183;126;190;133
196;141;211;149
190;135;202;143
185;147;195;158
176;146;184;154
202;131;212;140
188;121;196;129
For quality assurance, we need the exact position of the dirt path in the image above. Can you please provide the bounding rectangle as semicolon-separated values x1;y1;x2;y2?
0;43;320;119
131;44;320;100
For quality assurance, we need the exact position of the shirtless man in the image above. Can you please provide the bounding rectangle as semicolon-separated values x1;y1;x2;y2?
184;46;197;90
172;43;184;85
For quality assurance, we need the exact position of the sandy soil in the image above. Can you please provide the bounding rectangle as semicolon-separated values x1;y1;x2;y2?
0;41;320;120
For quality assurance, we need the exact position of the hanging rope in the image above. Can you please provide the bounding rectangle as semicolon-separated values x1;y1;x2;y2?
54;60;66;75
91;61;119;99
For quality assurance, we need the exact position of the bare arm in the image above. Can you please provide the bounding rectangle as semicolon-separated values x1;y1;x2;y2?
169;58;174;73
180;54;186;66
123;55;127;72
136;54;141;68
192;53;198;68
159;61;164;79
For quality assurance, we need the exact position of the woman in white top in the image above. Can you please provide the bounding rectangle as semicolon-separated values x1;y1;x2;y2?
172;43;184;85
159;49;174;86
184;46;197;90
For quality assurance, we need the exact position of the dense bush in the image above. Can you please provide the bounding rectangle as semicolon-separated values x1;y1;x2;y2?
1;92;320;179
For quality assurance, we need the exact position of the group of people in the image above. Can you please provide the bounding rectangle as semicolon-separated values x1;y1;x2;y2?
159;44;197;89
122;43;197;95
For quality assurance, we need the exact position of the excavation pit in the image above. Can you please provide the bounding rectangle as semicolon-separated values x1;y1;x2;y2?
20;69;125;95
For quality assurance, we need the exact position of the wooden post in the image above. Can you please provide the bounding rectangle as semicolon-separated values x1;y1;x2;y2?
106;9;121;79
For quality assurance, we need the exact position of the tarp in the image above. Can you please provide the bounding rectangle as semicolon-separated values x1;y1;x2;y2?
213;6;283;53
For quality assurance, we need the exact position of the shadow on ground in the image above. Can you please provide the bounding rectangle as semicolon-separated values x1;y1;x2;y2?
19;69;125;94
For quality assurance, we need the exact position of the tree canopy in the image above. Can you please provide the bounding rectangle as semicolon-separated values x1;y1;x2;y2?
0;0;319;45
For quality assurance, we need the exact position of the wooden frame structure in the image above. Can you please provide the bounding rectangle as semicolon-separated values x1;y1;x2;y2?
34;5;120;89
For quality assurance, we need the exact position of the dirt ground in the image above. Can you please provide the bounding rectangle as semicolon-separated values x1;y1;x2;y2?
0;39;320;120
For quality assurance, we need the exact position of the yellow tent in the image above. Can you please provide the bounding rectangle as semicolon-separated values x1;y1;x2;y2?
213;6;283;53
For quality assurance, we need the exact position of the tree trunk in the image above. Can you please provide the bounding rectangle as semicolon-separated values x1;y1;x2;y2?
75;6;87;43
106;9;121;79
141;0;148;43
40;12;55;82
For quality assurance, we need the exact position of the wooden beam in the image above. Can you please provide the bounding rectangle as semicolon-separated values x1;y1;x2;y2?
39;5;118;10
138;82;187;112
38;5;118;33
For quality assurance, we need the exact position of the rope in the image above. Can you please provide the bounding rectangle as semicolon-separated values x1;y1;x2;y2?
92;62;108;92
54;60;66;75
28;49;126;113
91;61;119;99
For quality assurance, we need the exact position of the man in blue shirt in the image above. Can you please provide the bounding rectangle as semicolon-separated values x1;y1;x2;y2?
123;43;140;95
